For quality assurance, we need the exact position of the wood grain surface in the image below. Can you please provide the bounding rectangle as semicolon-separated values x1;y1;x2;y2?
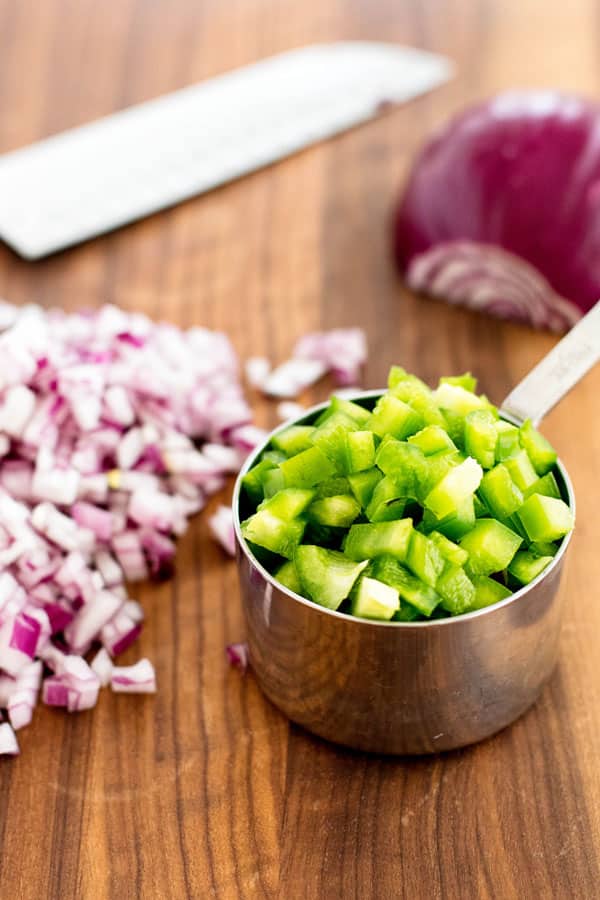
0;1;599;897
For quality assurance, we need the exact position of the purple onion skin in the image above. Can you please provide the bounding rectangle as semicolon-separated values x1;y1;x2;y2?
394;92;600;316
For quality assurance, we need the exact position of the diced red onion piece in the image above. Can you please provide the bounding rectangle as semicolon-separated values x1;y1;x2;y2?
208;506;236;557
245;356;271;389
276;401;305;422
0;722;19;755
226;642;249;672
262;358;327;399
90;648;113;687
111;658;156;694
293;328;367;386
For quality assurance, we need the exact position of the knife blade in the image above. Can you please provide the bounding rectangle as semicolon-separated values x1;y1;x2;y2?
0;42;451;259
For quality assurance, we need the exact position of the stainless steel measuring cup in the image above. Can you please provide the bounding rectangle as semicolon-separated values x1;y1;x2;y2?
233;305;600;753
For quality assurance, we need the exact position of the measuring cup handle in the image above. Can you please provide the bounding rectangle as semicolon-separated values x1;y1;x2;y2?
500;301;600;425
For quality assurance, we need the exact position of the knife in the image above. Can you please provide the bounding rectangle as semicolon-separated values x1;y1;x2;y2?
0;42;451;260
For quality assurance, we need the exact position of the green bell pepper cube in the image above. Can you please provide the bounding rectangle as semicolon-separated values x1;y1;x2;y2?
406;530;445;587
259;488;315;519
523;472;561;500
518;419;557;475
517;494;574;542
388;365;430;393
350;576;400;620
307;494;361;528
344;430;376;474
436;564;476;615
408;425;456;456
344;520;413;562
439;373;477;393
271;425;316;457
280;445;336;488
429;530;469;567
242;453;284;505
464;410;497;469
393;603;422;621
295;546;369;610
367;394;423;440
508;550;554;585
366;475;406;522
315;476;351;498
478;464;524;519
473;494;489;517
275;559;303;594
503;449;538;491
433;382;492;417
424;457;483;521
329;395;371;426
422;496;476;540
494;421;521;461
310;417;357;469
470;575;512;609
262;467;285;498
369;554;440;615
348;468;382;508
460;519;522;575
409;393;447;427
241;509;306;559
530;540;558;557
375;440;428;498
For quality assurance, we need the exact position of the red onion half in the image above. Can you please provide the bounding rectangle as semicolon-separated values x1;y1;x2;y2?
393;91;600;331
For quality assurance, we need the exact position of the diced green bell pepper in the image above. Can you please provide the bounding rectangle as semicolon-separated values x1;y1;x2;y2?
439;373;477;393
344;520;413;562
329;395;371;426
347;468;382;508
310;417;357;469
315;476;351;498
470;575;512;609
393;603;423;621
530;540;558;557
424;457;483;520
280;445;336;488
241;509;306;559
369;554;440;615
344;430;376;473
375;439;428;497
429;530;469;567
433;382;492;417
275;560;303;594
242;453;284;505
365;475;406;522
406;530;445;587
367;394;423;440
460;519;522;576
408;425;456;456
478;464;524;519
422;496;476;540
508;550;554;585
436;564;476;615
503;449;538;492
464;410;497;469
494;421;521;461
295;546;368;610
307;494;361;528
517;494;573;542
262;467;285;498
350;576;400;620
388;366;431;397
523;472;561;500
518;419;557;475
259;488;315;519
271;425;316;457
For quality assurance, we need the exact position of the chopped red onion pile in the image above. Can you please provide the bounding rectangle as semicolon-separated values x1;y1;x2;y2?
0;304;367;756
0;301;264;755
225;642;249;672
